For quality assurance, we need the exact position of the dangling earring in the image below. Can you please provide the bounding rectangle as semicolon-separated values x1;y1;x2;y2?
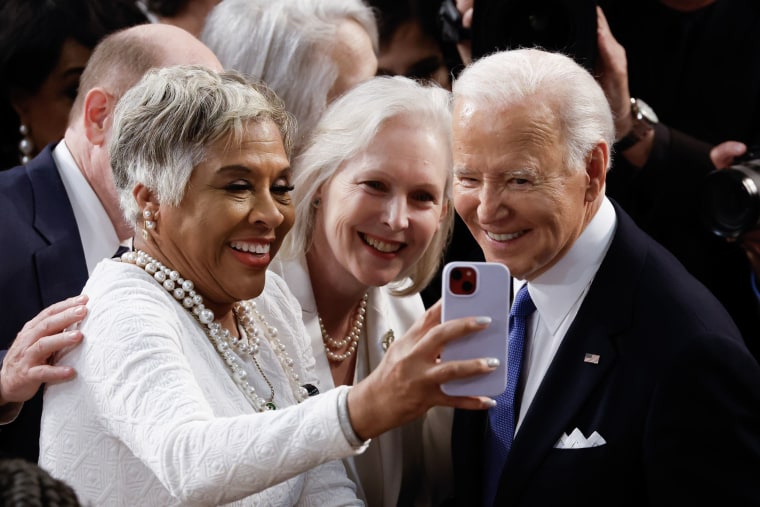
18;124;34;164
142;209;156;240
312;198;321;208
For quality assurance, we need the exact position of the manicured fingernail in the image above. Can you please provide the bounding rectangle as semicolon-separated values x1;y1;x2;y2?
474;316;492;325
66;331;82;341
486;398;497;408
486;357;500;368
75;295;87;303
73;306;86;315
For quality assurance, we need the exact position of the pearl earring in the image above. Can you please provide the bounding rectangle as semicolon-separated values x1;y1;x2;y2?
18;124;34;164
142;209;156;240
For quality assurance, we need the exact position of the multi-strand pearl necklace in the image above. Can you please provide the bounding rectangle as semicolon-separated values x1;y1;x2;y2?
318;294;368;363
118;250;308;411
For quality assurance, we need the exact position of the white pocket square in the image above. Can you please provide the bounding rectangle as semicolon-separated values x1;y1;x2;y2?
554;428;606;449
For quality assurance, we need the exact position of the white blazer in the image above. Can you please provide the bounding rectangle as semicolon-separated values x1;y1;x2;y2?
270;255;453;507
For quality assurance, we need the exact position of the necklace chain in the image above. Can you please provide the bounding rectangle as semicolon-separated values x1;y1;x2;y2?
118;250;308;411
318;294;368;363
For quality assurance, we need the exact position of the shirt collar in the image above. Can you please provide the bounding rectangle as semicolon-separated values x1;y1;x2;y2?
53;141;120;275
516;197;617;335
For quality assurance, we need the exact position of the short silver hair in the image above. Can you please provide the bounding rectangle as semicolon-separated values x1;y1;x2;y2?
453;48;615;172
201;0;378;147
281;75;454;296
110;65;296;226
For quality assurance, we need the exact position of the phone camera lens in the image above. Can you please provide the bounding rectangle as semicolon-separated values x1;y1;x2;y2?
462;281;474;294
451;268;463;281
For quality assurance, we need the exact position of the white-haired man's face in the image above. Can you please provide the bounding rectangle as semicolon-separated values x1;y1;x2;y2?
451;99;596;281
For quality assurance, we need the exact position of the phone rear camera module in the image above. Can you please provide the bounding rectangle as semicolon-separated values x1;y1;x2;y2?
449;267;478;295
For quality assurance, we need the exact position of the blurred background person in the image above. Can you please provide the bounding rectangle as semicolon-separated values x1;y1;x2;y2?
0;0;147;170
39;65;498;505
271;75;454;507
595;0;760;362
136;0;221;37
368;0;457;89
201;0;378;152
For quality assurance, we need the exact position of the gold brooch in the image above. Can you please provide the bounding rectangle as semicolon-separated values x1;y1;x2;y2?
381;330;395;352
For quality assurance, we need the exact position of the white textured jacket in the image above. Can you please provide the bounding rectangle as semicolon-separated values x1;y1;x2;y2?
40;259;364;506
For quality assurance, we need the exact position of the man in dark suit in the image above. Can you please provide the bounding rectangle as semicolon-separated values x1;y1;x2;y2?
449;48;760;505
0;23;223;462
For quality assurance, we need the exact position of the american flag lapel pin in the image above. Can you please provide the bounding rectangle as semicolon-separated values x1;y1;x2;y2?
584;353;600;364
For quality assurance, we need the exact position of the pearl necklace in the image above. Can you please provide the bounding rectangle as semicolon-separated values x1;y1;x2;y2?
318;294;368;363
118;250;308;411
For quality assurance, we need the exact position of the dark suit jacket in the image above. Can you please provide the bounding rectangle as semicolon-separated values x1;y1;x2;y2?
0;144;88;461
451;202;760;506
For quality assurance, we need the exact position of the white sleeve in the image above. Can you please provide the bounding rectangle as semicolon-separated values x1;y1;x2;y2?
296;461;365;507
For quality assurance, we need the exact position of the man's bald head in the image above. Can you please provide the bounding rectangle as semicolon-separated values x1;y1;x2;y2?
70;23;222;119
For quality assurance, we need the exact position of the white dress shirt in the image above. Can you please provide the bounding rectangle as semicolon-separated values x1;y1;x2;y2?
53;141;121;275
515;197;617;432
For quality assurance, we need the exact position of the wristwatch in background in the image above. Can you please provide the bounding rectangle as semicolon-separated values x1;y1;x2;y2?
614;97;659;152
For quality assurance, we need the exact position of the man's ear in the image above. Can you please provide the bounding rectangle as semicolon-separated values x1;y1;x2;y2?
585;141;609;202
83;88;114;146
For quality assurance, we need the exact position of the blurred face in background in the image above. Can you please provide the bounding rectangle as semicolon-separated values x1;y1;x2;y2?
377;19;451;90
11;38;91;154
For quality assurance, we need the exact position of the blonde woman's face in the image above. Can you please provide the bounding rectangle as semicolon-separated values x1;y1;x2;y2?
309;116;448;290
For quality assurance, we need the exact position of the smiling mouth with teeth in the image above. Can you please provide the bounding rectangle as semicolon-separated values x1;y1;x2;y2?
486;230;527;241
360;233;403;253
229;240;270;254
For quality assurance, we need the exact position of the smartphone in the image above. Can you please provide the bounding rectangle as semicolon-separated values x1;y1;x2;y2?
440;261;509;397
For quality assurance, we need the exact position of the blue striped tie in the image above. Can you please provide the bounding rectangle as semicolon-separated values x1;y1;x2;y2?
482;284;536;506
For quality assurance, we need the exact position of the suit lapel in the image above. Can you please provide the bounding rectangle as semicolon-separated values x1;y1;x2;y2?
499;303;621;502
27;146;88;307
495;202;645;504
